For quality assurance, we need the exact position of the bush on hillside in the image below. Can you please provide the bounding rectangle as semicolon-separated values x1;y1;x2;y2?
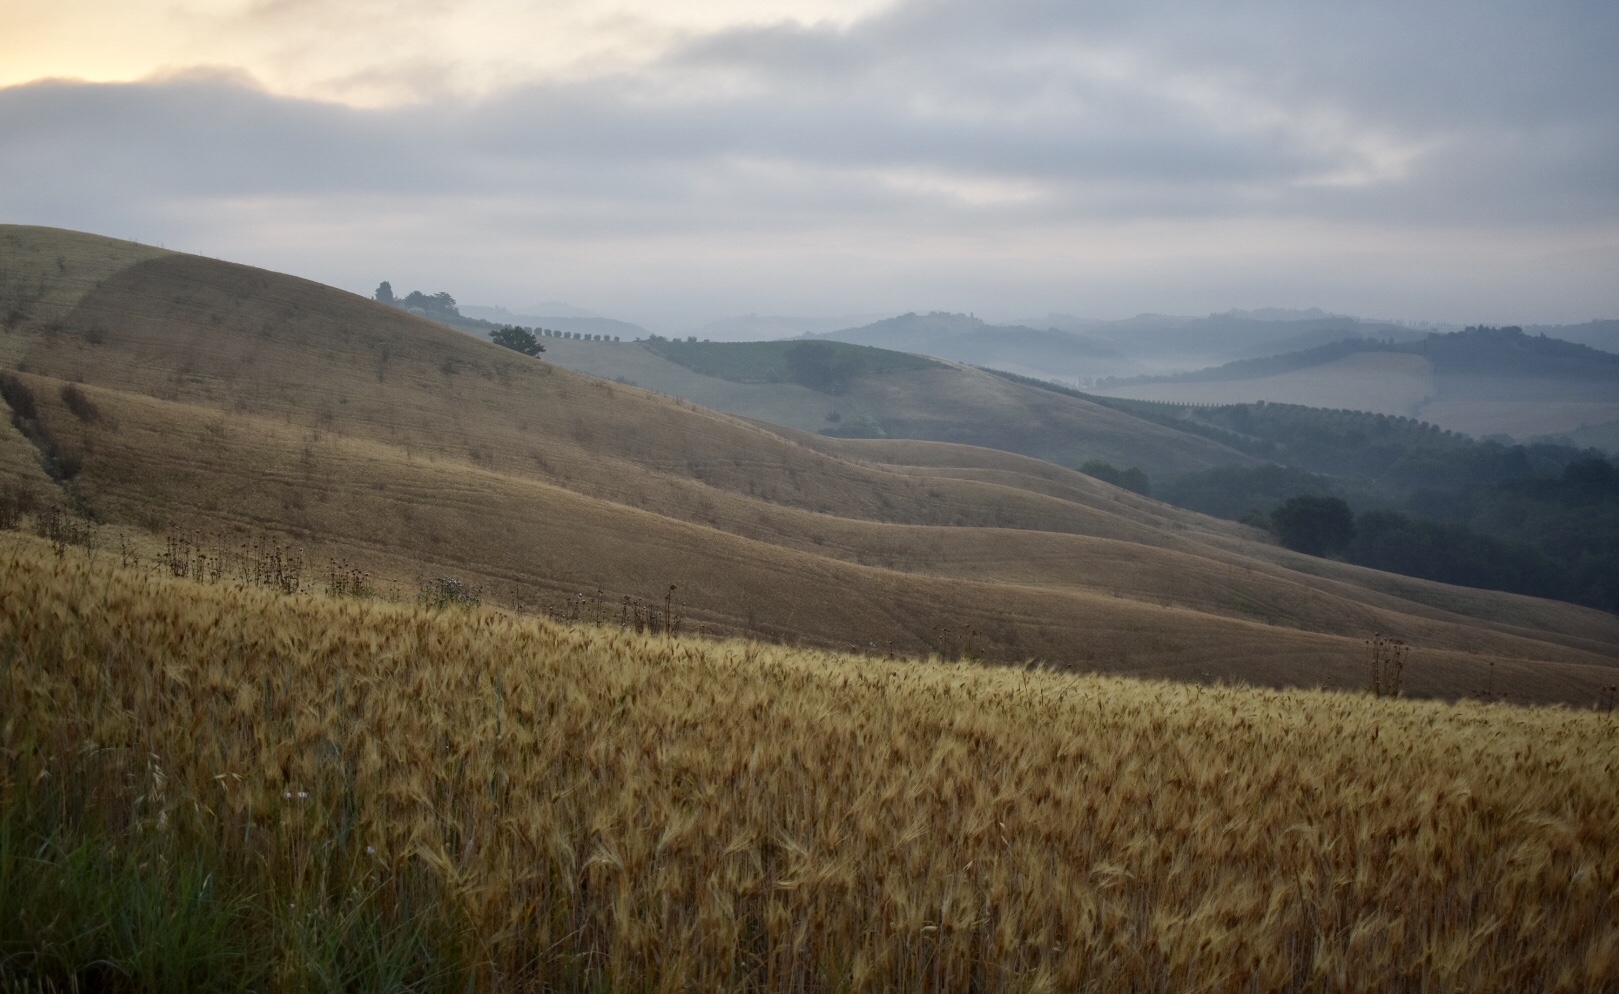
490;325;545;357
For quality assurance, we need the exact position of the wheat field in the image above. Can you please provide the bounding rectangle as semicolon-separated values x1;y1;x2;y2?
3;537;1616;993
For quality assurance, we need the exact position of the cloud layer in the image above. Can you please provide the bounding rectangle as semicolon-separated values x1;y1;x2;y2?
3;0;1615;326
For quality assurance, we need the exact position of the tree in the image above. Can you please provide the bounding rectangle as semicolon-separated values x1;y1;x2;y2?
400;291;459;319
490;325;544;357
374;281;395;304
1270;495;1354;556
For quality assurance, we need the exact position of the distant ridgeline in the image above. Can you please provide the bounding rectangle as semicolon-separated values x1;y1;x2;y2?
1096;325;1619;391
992;369;1619;612
371;282;622;342
643;337;942;395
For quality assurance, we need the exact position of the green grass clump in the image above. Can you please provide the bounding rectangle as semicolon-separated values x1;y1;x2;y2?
0;766;462;993
1;777;258;993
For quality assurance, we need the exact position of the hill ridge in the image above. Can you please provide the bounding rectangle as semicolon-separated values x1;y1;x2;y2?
1100;325;1619;389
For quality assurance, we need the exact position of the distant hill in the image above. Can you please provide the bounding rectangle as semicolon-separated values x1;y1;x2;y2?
806;311;1122;380
1106;327;1619;388
838;310;1617;388
531;335;1253;478
1090;327;1619;440
1524;319;1619;354
805;310;1450;383
686;313;890;342
1221;324;1428;360
1096;314;1429;364
1028;312;1433;367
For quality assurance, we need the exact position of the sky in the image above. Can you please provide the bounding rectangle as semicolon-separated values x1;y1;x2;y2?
2;0;1616;331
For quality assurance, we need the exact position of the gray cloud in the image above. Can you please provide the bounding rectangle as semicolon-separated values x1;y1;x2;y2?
2;0;1614;325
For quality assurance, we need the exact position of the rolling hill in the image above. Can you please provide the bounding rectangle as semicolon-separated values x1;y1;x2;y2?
2;223;1617;703
531;335;1254;478
804;311;1123;380
826;309;1435;381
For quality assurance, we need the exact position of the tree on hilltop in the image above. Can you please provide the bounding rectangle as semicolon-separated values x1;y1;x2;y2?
374;281;395;304
400;291;460;319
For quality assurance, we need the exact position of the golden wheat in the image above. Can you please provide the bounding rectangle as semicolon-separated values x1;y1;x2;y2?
3;538;1616;992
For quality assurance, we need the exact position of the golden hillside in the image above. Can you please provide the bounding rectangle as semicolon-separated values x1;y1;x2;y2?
4;541;1616;992
2;224;1616;702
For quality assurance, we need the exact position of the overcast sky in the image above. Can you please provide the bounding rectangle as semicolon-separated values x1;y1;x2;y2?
3;0;1616;330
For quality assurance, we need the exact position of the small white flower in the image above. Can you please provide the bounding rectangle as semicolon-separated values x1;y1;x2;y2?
283;791;292;799
366;846;376;855
296;791;309;800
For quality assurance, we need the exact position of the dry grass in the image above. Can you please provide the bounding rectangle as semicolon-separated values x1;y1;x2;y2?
0;225;168;365
10;369;1612;704
4;538;1618;992
2;225;1617;705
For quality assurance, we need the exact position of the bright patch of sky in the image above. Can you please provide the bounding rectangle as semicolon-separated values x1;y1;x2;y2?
1;0;897;104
